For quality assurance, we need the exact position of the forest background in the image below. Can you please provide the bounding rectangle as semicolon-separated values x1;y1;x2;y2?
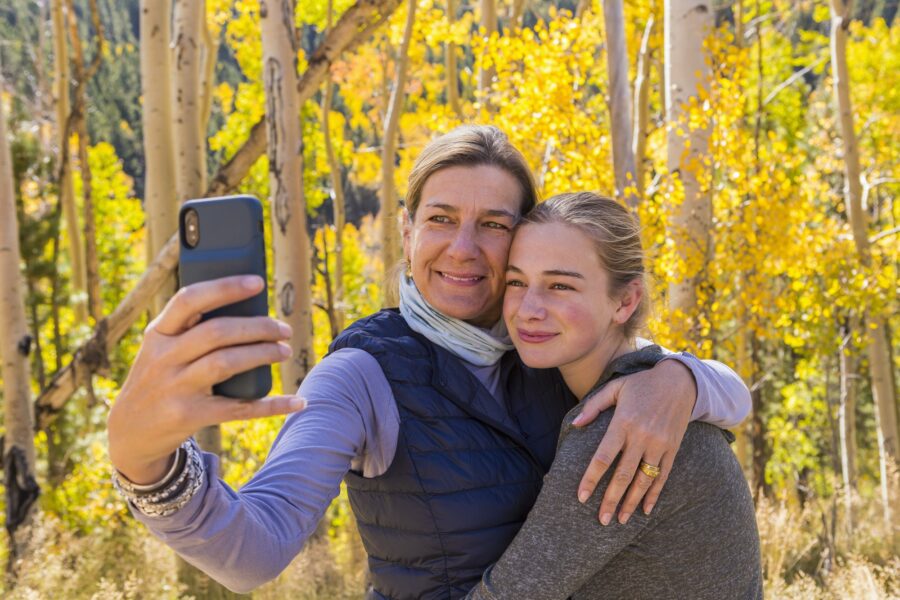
0;0;898;598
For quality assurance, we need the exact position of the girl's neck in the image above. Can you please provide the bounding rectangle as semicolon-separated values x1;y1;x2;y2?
560;335;637;399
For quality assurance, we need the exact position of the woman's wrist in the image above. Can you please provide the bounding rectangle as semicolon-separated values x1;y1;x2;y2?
112;439;205;518
115;451;183;492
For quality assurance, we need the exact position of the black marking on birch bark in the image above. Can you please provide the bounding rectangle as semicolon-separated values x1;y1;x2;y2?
17;335;33;357
260;0;269;18
279;281;296;316
264;56;292;234
280;0;297;53
294;349;311;388
2;445;40;536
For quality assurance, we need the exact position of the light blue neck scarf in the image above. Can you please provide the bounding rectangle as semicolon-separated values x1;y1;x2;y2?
398;276;513;367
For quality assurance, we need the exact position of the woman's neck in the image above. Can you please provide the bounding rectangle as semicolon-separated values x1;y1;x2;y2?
560;336;637;399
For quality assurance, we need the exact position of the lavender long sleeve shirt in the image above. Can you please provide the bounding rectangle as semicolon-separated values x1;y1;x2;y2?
132;346;750;593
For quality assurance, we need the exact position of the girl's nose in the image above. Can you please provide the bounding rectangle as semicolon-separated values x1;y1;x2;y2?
518;288;547;320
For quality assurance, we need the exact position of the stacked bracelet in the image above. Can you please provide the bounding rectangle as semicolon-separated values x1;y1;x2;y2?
112;438;206;518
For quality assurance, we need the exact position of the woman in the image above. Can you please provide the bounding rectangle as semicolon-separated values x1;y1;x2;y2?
467;192;762;599
108;126;751;598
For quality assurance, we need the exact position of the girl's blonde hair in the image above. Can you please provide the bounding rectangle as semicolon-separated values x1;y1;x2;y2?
522;192;647;337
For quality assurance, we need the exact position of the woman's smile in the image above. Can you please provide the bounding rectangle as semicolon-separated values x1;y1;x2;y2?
403;164;523;327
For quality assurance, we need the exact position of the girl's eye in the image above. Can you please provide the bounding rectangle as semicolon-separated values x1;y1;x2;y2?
550;283;573;291
506;279;525;287
429;215;451;224
484;221;510;230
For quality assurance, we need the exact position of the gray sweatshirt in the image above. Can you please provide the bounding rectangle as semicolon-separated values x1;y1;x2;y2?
466;347;762;600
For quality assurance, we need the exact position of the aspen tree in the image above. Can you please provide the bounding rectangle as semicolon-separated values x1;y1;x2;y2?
173;0;206;198
0;85;40;567
602;0;639;207
51;0;88;326
446;0;462;117
260;0;315;392
509;0;526;30
140;0;179;317
632;15;655;199
478;0;497;100
66;0;104;322
172;3;235;595
323;0;346;332
664;0;713;341
381;0;416;307
830;0;898;528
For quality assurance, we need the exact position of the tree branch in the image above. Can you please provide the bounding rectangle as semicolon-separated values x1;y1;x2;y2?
206;0;401;196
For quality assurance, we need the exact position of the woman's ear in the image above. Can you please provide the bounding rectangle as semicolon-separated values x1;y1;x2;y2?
401;209;412;263
614;279;643;324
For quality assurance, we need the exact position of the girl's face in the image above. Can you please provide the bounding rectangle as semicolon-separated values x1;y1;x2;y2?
403;165;522;327
503;222;637;393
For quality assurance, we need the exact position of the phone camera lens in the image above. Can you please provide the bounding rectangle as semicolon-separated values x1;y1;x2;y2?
184;209;200;248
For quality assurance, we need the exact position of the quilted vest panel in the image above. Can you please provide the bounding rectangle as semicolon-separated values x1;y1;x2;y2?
330;310;574;600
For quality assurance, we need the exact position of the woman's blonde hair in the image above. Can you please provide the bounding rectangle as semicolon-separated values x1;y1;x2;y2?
405;125;538;218
522;192;647;338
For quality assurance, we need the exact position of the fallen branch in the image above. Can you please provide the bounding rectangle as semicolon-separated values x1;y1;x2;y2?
35;233;179;429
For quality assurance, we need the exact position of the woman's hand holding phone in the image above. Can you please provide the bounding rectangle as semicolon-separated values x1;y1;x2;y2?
107;275;306;486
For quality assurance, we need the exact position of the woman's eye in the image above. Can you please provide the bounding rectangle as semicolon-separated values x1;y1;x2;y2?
484;221;510;230
429;215;451;224
550;283;573;291
506;279;525;287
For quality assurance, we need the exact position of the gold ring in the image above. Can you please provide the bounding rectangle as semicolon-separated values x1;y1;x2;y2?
639;460;661;479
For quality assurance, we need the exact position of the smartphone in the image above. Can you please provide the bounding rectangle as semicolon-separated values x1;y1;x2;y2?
178;195;272;400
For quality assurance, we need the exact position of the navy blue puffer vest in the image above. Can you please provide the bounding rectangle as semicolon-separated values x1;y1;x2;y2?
329;310;575;600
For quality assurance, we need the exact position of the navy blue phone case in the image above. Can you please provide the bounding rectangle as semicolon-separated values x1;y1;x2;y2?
178;195;272;400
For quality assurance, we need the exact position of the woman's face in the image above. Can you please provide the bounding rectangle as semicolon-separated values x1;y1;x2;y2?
503;221;627;373
403;165;522;327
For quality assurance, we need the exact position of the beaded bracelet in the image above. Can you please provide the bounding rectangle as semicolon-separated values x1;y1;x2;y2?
112;439;206;518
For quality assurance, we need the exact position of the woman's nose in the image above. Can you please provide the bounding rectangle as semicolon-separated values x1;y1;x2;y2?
446;226;479;260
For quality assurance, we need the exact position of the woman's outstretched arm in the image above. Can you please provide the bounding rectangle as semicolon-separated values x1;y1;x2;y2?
129;349;398;593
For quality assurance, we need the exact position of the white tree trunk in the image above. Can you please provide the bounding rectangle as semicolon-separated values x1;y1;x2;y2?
664;0;712;338
1;86;40;563
632;15;654;199
509;0;526;29
381;0;417;307
478;0;497;99
140;0;179;317
323;91;346;334
446;0;462;116
323;2;346;334
261;0;315;392
602;0;638;207
838;322;858;532
830;0;898;530
67;0;103;322
51;0;88;326
173;0;205;202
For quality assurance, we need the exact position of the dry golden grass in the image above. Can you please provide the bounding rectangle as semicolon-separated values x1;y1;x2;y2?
2;490;897;599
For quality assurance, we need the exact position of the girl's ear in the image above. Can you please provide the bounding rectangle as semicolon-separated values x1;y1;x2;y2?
614;279;643;325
